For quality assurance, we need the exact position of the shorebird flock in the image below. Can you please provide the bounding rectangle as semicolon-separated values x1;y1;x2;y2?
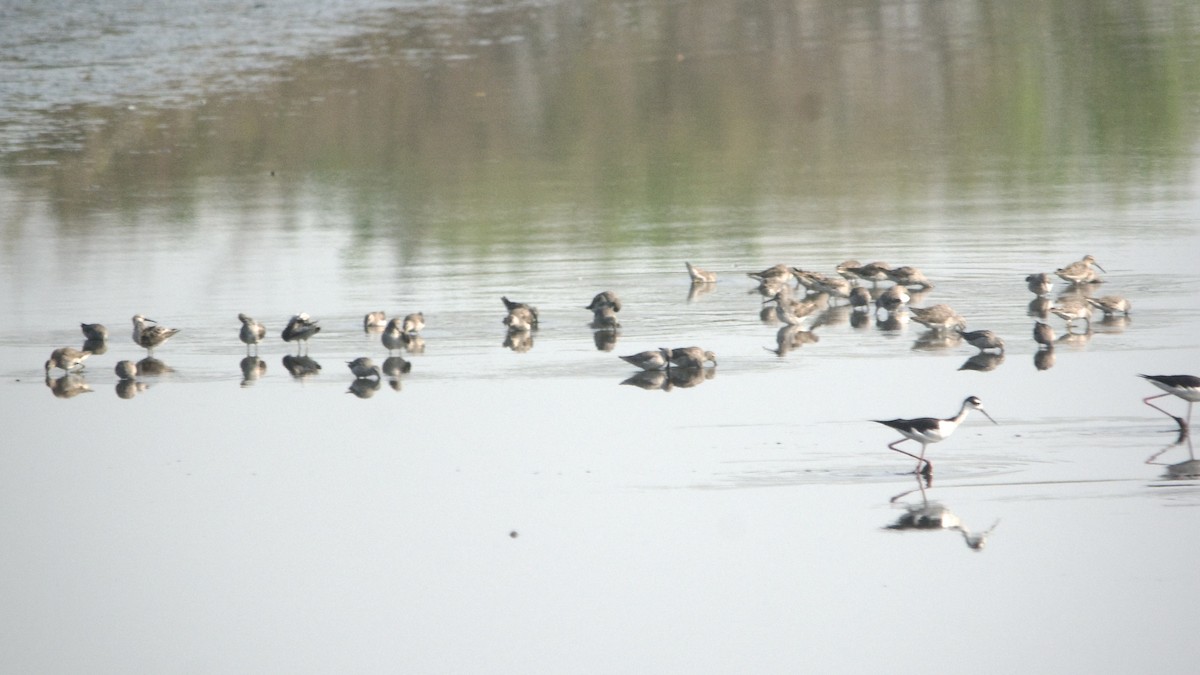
38;254;1193;473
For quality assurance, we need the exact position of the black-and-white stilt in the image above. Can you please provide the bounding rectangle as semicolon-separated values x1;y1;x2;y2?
1139;374;1200;430
874;396;997;475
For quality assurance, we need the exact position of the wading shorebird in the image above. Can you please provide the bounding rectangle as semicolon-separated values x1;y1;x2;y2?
957;329;1005;353
1139;374;1200;431
1025;273;1053;296
114;360;138;380
666;346;717;370
44;347;92;374
281;313;320;351
80;323;108;341
619;348;672;372
909;304;965;332
1033;322;1055;350
885;265;934;289
363;311;387;330
1086;295;1131;317
502;296;539;328
874;396;997;475
347;357;382;380
685;262;717;284
238;313;266;353
132;315;180;354
585;291;622;313
1055;254;1104;285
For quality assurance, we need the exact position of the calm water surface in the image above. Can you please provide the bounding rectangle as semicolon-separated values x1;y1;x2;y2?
2;1;1200;673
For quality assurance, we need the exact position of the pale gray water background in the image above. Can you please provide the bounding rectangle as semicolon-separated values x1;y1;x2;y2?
3;1;1200;672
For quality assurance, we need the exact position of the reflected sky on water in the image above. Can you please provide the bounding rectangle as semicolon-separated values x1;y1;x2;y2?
3;1;1200;673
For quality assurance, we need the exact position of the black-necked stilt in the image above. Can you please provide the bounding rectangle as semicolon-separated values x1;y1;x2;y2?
957;329;1005;353
874;396;997;475
132;314;180;354
1139;374;1200;430
1086;295;1131;317
1055;254;1104;284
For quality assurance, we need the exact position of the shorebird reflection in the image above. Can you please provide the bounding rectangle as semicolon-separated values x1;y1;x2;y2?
116;379;149;399
1033;349;1056;371
621;370;671;391
82;337;108;357
593;328;619;352
503;328;534;352
959;352;1005;372
768;324;818;356
347;377;382;399
886;477;999;551
45;373;92;399
136;357;173;376
1145;429;1199;479
240;356;267;386
282;355;321;380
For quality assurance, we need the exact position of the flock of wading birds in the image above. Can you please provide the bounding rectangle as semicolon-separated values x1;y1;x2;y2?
39;255;1198;476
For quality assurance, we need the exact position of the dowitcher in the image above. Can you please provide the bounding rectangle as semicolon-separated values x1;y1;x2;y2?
957;329;1005;353
619;348;672;372
1055;255;1104;285
1025;273;1053;296
80;323;108;341
1086;295;1131;317
909;304;965;332
885;266;934;289
44;347;92;373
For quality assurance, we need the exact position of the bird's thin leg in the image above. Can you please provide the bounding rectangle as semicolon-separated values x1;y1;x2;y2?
887;439;933;475
1143;393;1186;429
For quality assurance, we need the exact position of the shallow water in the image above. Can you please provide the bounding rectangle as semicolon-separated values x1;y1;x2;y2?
3;1;1200;672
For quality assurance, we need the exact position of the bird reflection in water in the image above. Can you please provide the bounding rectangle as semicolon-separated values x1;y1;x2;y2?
621;370;671;391
402;333;425;354
959;352;1005;372
116;379;149;399
911;329;961;352
1027;296;1051;319
768;324;818;356
504;328;534;352
347;377;381;399
282;355;321;380
886;477;999;551
240;356;267;387
45;373;92;399
82;337;108;357
382;356;411;392
137;357;173;376
593;328;619;352
1033;349;1056;371
1145;428;1200;479
620;365;714;391
686;281;715;302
